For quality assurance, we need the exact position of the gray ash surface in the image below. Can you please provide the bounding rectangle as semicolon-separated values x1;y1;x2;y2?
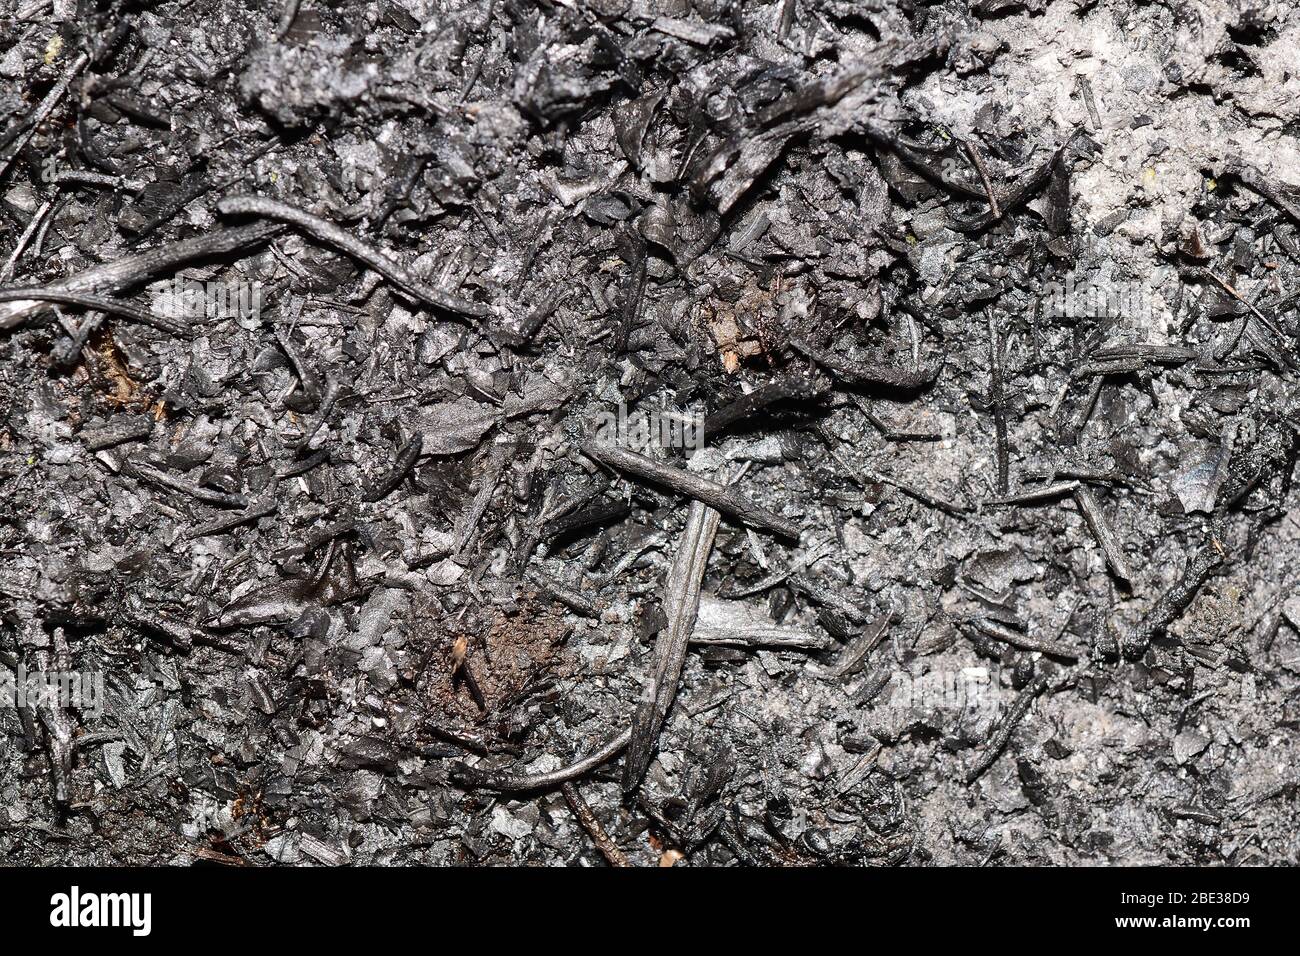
1;0;1299;866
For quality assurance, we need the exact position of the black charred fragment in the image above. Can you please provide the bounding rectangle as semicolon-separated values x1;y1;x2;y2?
293;374;342;452
542;496;631;544
501;289;566;348
1042;158;1071;236
703;374;829;439
615;231;648;352
362;435;423;503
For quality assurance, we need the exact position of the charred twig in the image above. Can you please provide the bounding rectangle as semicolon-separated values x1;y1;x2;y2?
855;397;942;442
1168;805;1221;826
33;627;76;806
455;440;515;559
790;573;869;623
966;617;1080;661
276;0;303;38
79;415;154;451
835;743;883;797
0;53;90;182
959;137;1001;219
580;442;801;540
1201;268;1289;345
1088;343;1198;364
789;335;942;390
54;168;144;190
101;88;170;129
1062;376;1103;444
562;782;631;867
189;499;278;539
966;675;1047;784
1022;466;1152;493
987;311;1009;494
817;428;970;516
689;626;828;651
126;611;207;653
1078;76;1102;130
55;306;103;362
129;461;249;509
777;0;797;38
0;287;190;336
949;136;1076;234
870;130;989;200
984;481;1080;507
217;195;491;322
274;308;322;406
1072;485;1133;587
0;222;283;329
624;498;721;792
277;446;331;479
1070;357;1150;379
1230;777;1300;819
453;727;633;792
860;465;971;516
14;0;53;20
35;670;74;805
501;288;567;347
70;729;125;753
1;199;53;281
1231;162;1300;229
425;721;516;758
527;569;599;618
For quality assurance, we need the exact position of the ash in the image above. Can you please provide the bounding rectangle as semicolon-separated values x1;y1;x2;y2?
1;0;1298;866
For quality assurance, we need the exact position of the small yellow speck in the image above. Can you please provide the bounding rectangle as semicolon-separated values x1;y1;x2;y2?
44;35;63;65
1206;177;1217;192
270;170;279;183
1142;167;1156;184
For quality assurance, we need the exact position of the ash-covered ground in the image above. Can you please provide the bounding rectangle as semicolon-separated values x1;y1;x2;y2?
2;0;1299;866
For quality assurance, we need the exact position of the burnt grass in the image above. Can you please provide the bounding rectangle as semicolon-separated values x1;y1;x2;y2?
1;0;1299;866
